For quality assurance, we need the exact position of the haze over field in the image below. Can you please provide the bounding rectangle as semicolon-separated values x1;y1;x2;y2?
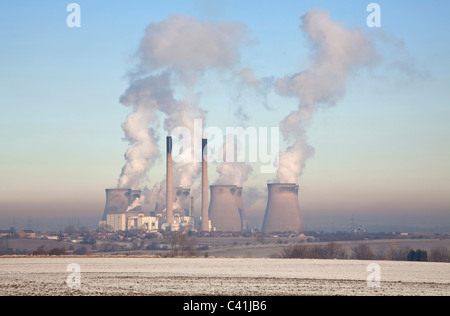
0;1;449;232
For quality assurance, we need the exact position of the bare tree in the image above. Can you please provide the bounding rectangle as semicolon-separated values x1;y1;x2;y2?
281;244;310;258
321;242;347;259
385;245;410;261
0;239;9;253
167;232;197;257
32;245;47;256
429;246;450;262
281;242;347;259
351;243;375;260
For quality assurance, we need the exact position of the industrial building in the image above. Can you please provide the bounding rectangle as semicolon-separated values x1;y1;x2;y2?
100;136;305;234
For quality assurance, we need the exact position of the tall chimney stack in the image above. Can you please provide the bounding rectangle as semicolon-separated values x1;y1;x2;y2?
201;138;209;232
166;136;174;224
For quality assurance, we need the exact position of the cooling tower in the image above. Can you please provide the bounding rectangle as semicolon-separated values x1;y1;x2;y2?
236;187;248;232
208;185;242;232
262;183;304;233
128;189;142;212
166;136;174;224
175;187;190;214
200;139;209;232
129;190;141;203
102;188;131;220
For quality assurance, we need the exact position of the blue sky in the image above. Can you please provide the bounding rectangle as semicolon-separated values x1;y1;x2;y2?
0;1;449;230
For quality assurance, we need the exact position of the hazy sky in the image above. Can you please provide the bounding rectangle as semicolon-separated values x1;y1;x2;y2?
0;0;449;231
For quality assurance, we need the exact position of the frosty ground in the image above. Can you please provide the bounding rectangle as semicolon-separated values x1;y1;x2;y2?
0;258;449;296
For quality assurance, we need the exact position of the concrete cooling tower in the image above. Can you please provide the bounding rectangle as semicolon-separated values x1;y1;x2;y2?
209;185;242;232
102;189;131;220
236;187;248;232
130;190;141;203
175;187;191;215
262;183;304;233
129;189;142;212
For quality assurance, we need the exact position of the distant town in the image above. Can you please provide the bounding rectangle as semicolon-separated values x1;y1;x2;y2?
1;225;449;263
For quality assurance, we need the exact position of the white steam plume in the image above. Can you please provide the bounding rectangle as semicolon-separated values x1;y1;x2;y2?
118;73;176;189
275;10;379;183
126;195;145;212
118;15;251;190
213;134;253;187
234;67;275;120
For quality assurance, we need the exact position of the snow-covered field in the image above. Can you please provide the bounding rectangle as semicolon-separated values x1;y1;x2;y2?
0;258;449;296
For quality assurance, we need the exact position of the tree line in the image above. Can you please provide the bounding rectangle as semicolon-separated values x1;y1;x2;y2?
280;242;450;262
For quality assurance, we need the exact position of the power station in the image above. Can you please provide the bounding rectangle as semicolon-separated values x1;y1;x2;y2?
99;136;305;234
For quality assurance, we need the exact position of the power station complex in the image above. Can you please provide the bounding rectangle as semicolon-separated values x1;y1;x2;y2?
99;137;304;234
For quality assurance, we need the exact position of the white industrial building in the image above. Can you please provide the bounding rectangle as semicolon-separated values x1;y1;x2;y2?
99;213;159;233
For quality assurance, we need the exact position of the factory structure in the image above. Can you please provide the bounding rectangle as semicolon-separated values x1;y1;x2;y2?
99;136;304;234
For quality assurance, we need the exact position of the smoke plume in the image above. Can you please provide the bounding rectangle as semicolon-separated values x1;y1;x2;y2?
118;73;175;189
234;67;275;120
118;15;251;190
213;133;254;187
275;10;378;183
126;195;145;212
